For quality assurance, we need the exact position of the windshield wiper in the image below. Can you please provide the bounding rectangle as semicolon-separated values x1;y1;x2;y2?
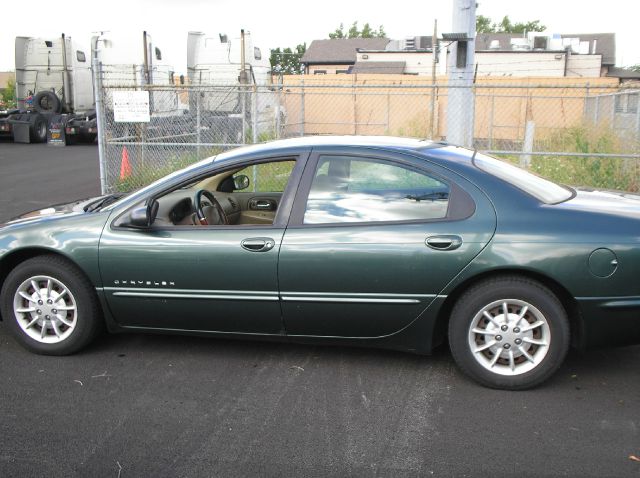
84;193;125;212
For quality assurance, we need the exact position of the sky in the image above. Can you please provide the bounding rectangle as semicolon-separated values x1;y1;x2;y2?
1;0;639;73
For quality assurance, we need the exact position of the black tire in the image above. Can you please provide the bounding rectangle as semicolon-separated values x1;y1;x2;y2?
448;276;569;390
30;116;48;143
0;255;102;355
82;133;97;144
33;91;62;114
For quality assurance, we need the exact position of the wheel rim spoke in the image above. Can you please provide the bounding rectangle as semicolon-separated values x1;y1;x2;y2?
55;305;75;311
40;322;47;339
46;279;52;297
518;346;536;363
489;350;502;368
25;317;40;329
474;340;496;353
482;311;500;328
51;320;62;338
523;337;547;346
30;280;41;296
19;292;37;303
16;307;36;313
472;327;496;336
521;320;545;332
57;315;73;327
508;350;515;371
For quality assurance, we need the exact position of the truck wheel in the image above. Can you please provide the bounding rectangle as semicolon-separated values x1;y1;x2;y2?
30;116;48;143
33;91;62;114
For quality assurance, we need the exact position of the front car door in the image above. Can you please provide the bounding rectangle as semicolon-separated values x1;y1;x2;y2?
99;153;306;335
278;148;497;338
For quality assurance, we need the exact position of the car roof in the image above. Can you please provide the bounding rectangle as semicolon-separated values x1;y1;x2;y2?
214;135;449;162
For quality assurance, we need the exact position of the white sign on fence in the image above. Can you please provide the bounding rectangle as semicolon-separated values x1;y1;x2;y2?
112;91;150;123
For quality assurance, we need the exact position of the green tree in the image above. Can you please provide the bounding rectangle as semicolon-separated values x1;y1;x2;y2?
476;15;546;34
625;64;640;72
329;22;386;39
476;15;494;33
329;23;345;39
0;77;16;109
270;43;307;75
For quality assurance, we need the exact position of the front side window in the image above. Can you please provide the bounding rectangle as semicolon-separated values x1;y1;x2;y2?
304;156;450;224
141;159;297;228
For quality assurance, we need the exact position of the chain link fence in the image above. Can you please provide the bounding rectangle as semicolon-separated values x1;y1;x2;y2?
94;63;640;194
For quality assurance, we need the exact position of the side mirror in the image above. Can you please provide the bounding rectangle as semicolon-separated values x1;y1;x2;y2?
233;174;250;191
126;200;158;228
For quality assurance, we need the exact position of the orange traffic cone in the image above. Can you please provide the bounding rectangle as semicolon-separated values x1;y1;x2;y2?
120;146;132;180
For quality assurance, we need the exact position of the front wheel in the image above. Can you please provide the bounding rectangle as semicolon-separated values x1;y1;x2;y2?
448;276;569;390
1;255;102;355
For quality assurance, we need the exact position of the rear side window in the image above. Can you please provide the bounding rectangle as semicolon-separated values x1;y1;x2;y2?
304;155;450;224
474;153;572;204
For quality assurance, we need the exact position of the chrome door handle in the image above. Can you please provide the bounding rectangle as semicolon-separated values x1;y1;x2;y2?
255;201;273;210
426;235;463;251
241;237;275;252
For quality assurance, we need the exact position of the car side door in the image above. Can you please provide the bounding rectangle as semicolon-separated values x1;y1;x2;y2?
278;148;497;338
98;154;306;335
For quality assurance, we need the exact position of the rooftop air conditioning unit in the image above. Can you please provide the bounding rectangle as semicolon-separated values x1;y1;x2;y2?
403;37;416;50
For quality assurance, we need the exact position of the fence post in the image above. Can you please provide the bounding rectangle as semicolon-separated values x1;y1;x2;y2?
276;76;282;139
636;95;640;142
386;91;390;134
252;86;258;144
353;80;357;135
300;78;305;137
241;85;247;144
92;56;108;194
196;89;201;160
488;94;495;149
522;120;535;169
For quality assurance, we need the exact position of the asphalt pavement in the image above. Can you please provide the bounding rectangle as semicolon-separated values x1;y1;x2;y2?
0;141;639;477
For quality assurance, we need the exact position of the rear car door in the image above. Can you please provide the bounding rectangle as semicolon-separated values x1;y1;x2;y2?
278;148;496;338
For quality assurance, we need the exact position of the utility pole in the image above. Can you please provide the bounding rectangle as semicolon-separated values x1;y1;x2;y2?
446;0;476;147
429;19;438;139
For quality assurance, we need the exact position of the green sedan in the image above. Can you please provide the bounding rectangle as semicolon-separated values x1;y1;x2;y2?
1;136;639;390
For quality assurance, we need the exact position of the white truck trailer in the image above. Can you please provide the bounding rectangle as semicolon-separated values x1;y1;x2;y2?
187;29;283;142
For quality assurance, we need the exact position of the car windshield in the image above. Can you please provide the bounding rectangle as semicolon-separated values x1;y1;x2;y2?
473;153;573;204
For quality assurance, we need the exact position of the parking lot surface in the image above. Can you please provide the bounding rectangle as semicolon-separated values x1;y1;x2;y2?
0;142;639;477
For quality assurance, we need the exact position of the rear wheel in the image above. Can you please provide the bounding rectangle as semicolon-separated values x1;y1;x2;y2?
30;116;48;143
448;276;569;390
1;255;102;355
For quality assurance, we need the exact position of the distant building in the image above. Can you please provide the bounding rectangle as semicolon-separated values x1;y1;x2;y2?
0;71;14;91
301;38;390;74
304;33;616;78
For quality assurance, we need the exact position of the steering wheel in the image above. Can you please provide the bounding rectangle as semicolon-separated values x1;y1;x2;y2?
193;190;228;226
